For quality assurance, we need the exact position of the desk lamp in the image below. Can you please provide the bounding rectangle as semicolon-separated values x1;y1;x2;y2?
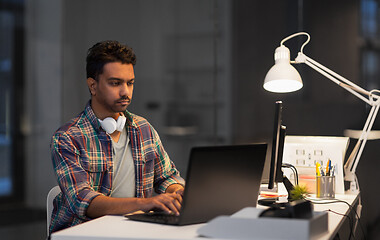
263;32;380;194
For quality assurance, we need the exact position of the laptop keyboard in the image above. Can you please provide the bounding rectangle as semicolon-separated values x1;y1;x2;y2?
126;212;180;225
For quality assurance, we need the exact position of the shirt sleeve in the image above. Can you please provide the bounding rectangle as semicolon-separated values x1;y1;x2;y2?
150;126;185;193
51;131;103;221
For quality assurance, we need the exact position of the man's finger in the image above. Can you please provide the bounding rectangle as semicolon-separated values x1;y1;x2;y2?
175;188;184;197
175;193;183;204
166;200;180;216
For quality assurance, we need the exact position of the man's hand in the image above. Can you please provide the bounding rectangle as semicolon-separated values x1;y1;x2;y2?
140;192;183;216
86;184;185;218
165;183;185;196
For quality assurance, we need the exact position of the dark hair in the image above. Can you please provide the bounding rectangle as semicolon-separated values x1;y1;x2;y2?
86;40;137;80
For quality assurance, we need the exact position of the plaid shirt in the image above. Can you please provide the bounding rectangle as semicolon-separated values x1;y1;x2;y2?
50;101;184;233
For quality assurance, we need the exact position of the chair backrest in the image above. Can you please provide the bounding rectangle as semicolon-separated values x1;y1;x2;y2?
46;185;61;235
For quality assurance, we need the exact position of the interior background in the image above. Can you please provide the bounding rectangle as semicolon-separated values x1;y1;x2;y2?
2;0;380;239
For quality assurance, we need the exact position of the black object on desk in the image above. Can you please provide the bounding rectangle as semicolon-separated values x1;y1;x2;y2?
259;199;313;219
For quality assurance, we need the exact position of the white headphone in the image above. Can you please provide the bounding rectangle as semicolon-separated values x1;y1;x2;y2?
98;115;126;134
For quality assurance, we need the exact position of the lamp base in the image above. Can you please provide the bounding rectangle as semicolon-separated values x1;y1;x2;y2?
344;174;360;194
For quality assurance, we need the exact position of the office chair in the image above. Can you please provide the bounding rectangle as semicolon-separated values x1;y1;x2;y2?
46;185;61;235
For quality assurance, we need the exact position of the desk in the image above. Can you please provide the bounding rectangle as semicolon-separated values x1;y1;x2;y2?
309;193;360;240
51;193;359;240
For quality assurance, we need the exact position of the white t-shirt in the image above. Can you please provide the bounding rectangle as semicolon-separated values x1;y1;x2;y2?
110;127;135;198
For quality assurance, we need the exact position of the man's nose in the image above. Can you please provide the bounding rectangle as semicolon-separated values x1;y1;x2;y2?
120;83;130;96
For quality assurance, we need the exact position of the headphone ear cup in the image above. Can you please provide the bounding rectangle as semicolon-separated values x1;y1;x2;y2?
99;117;117;134
116;115;126;132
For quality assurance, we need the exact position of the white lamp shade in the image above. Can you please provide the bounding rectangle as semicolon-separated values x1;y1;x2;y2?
263;63;303;93
263;45;303;93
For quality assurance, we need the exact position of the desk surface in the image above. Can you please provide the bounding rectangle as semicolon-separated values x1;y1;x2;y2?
51;193;359;240
309;193;359;240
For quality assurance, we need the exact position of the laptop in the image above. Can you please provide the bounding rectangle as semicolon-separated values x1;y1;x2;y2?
125;144;267;225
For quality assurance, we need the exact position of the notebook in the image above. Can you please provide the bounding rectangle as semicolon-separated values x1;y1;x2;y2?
125;144;267;225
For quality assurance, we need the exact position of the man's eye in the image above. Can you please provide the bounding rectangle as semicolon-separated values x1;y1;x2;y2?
128;81;134;86
110;81;120;86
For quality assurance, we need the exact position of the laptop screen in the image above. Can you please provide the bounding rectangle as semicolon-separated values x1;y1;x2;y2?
179;144;267;225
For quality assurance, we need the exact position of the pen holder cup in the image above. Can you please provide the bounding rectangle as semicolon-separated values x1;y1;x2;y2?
316;176;335;199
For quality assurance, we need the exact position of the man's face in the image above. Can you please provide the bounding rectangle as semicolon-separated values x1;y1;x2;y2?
88;62;135;117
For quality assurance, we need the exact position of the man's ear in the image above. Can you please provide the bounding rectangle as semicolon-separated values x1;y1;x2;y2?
87;77;97;96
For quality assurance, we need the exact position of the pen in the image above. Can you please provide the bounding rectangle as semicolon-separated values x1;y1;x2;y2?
330;165;335;176
316;162;321;176
326;159;331;176
319;166;325;176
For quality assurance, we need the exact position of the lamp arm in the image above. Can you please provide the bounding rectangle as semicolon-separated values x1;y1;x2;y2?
293;52;380;190
347;104;380;174
295;53;374;105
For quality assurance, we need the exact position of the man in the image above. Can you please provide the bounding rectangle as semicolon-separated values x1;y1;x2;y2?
50;40;185;233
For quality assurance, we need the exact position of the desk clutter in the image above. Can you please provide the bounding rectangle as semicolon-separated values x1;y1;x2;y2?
282;136;348;194
197;202;328;240
197;136;349;239
316;160;336;199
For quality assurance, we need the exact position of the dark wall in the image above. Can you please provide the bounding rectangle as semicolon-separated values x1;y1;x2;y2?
232;0;363;142
232;0;379;238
